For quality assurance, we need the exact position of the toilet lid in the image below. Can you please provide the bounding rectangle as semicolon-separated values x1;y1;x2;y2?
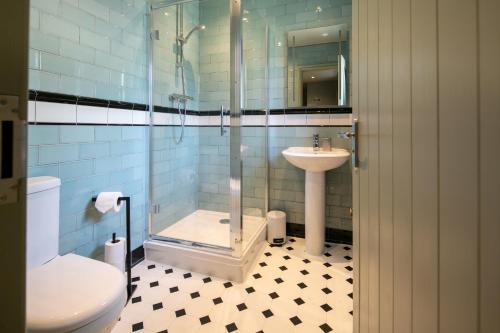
27;254;126;332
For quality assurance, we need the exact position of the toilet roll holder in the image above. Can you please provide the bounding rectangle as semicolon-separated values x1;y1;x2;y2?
92;196;136;300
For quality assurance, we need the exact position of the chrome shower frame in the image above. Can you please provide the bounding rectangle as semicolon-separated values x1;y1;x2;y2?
147;0;269;259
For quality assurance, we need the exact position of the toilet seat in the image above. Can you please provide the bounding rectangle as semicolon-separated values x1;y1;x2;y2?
27;254;127;333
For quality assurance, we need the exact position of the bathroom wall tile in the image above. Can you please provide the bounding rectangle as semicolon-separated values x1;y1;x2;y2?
36;101;77;123
78;0;110;22
39;144;79;164
79;142;109;159
60;125;95;143
40;13;80;42
28;125;59;145
59;160;94;182
60;3;96;31
77;105;108;124
108;108;133;124
28;164;59;178
95;126;122;141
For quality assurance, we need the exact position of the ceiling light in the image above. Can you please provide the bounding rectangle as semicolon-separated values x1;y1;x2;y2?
164;12;169;16
321;33;329;37
276;41;282;47
311;76;316;79
242;17;248;22
316;6;322;13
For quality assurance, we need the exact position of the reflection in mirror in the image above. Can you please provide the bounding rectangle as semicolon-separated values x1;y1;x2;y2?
287;24;350;107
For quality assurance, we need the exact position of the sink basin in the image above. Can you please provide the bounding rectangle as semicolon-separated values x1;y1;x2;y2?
282;147;350;172
281;146;350;256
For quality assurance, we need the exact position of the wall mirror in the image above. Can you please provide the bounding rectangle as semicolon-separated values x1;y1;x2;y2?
286;24;350;108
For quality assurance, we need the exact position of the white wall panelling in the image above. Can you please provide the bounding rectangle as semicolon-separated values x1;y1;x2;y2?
352;0;500;332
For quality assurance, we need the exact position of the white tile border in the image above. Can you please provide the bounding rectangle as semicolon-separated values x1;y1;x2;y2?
28;101;352;127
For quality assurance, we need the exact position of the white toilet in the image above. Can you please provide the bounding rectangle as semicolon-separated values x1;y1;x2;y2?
26;176;127;333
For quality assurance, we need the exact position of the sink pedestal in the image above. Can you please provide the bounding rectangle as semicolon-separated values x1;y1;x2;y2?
305;171;325;256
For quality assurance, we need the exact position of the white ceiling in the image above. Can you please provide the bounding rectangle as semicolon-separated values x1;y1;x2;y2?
302;68;338;83
287;24;349;47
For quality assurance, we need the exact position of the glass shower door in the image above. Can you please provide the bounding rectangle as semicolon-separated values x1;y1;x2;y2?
149;0;234;250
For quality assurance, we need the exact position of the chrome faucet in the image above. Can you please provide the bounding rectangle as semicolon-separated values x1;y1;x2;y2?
313;134;320;151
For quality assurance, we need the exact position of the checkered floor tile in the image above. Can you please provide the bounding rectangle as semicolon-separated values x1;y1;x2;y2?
111;237;353;333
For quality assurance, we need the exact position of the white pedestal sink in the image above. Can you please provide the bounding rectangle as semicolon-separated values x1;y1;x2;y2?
282;147;350;256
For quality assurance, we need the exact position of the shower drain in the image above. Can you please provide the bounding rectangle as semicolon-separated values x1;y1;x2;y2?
219;218;230;224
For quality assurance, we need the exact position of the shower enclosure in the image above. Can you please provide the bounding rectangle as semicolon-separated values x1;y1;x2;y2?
145;0;270;279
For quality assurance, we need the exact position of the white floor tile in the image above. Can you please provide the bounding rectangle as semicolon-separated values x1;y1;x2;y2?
112;237;353;333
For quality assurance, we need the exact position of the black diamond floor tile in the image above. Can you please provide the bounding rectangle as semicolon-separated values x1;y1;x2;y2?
323;273;332;280
345;265;353;271
294;297;305;305
324;253;332;257
236;303;247;311
268;292;279;299
348;292;353;299
131;296;141;304
224;282;233;288
203;277;212;283
289;238;296;242
303;259;311;264
344;255;352;260
183;272;192;279
190;291;200;299
147;264;155;269
264;252;272;257
324;262;332;267
297;282;307;289
132;276;140;282
259;261;267;267
245;287;255;294
283;255;291;260
153;302;163;311
325;244;331;248
213;297;223;305
300;270;309;275
274;278;284;284
319;323;333;332
279;266;287;271
149;281;159;288
349;310;353;315
165;268;173;274
321;303;333;312
253;273;262;279
169;286;179;293
322;287;332;294
286;246;294;250
344;246;351;250
226;322;238;332
200;315;211;325
347;278;353;284
262;309;274;318
132;322;143;331
175;309;186;317
290;316;302;325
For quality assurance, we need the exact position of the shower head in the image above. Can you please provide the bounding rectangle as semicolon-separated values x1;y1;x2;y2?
183;24;206;43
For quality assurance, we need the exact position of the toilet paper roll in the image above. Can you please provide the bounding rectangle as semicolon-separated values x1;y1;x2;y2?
104;237;126;272
95;192;123;214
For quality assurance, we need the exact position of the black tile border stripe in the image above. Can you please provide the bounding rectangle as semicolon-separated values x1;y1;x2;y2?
286;222;352;245
29;90;352;115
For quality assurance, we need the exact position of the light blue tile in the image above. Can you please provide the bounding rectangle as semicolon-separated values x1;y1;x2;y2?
28;125;59;145
28;147;38;167
40;13;79;42
94;156;122;174
79;142;109;159
59;225;93;255
28;164;59;178
95;126;122;141
39;144;79;164
60;125;94;143
59;160;93;181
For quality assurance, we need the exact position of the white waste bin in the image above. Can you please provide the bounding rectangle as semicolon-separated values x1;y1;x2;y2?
267;210;286;245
